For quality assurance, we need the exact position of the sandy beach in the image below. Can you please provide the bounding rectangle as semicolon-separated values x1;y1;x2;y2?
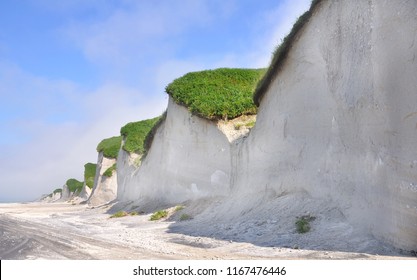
0;202;413;260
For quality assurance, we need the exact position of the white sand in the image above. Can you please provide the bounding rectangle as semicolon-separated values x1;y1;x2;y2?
0;202;411;260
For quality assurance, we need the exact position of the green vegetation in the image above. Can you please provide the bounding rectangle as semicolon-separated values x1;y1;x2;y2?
53;188;62;194
234;120;256;130
66;178;84;193
84;163;97;189
110;211;129;218
150;210;168;221
166;68;265;120
254;0;322;106
103;163;117;177
96;136;122;159
295;215;316;234
120;117;161;154
110;210;140;218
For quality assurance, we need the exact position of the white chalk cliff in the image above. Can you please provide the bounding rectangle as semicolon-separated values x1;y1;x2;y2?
78;183;92;201
117;97;233;205
88;152;118;206
41;0;414;253
231;0;416;251
113;0;417;252
39;191;62;203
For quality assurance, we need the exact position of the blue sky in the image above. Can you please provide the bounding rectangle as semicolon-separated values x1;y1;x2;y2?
0;0;311;202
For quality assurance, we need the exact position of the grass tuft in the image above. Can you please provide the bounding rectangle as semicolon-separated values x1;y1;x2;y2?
295;215;316;234
234;120;256;130
110;211;129;218
150;210;168;221
103;163;117;177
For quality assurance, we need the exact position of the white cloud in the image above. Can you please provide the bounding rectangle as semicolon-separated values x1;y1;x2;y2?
64;1;213;68
0;64;166;202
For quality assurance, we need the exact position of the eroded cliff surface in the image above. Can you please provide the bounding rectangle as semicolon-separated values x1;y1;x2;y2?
117;97;232;205
232;0;417;251
88;152;118;206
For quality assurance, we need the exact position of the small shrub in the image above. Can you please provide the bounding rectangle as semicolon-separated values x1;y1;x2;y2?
150;210;168;221
179;214;192;221
295;215;316;234
103;163;117;177
110;211;129;218
130;211;139;216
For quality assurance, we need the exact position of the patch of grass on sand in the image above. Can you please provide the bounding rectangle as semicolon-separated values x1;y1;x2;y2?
150;210;168;221
110;211;129;218
295;215;316;234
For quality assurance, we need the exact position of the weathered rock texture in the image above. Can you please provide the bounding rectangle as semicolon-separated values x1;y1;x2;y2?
233;0;417;251
88;152;118;206
59;184;72;202
117;97;232;205
78;184;92;201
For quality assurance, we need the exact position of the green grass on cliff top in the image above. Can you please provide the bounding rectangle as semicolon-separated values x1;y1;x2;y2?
120;116;161;154
96;136;122;159
84;163;97;189
66;178;84;193
165;68;265;120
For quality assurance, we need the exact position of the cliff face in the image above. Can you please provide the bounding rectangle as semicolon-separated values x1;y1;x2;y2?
117;97;232;205
232;0;417;250
88;152;118;206
59;184;71;201
78;184;92;201
40;191;61;203
78;0;417;252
